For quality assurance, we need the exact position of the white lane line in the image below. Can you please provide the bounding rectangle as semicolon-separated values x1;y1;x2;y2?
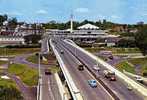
85;67;115;100
48;77;55;100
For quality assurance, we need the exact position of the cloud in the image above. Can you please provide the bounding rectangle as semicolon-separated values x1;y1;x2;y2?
36;10;48;14
75;8;89;13
111;15;121;19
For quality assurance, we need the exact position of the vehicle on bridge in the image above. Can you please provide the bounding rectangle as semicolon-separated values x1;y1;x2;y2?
45;68;52;75
103;70;116;81
60;50;64;54
78;64;84;71
88;79;97;88
93;65;100;72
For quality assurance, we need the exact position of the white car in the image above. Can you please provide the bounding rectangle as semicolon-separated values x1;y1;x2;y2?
93;65;100;71
136;76;143;83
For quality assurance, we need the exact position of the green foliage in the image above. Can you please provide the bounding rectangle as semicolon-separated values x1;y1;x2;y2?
24;34;42;44
0;14;8;26
0;85;23;100
116;61;135;73
8;64;39;86
0;48;40;56
135;26;147;54
0;60;7;65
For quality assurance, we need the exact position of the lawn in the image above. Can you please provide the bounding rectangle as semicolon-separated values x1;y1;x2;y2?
115;61;136;74
26;54;49;65
49;66;61;73
85;47;141;54
0;78;17;88
0;60;7;65
128;58;147;76
8;63;39;86
0;48;40;56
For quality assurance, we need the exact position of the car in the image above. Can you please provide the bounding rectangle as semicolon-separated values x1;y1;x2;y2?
78;64;84;71
136;76;143;83
109;76;116;81
108;55;113;60
88;79;97;88
44;69;52;75
60;50;64;54
127;84;133;91
93;65;100;72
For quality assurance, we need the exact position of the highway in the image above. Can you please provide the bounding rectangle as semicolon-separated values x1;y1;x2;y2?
39;39;61;100
53;38;144;100
53;39;114;100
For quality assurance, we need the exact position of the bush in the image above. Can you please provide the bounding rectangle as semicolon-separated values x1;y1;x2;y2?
142;70;147;76
0;86;23;100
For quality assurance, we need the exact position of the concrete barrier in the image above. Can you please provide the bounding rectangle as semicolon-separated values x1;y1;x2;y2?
54;73;68;100
50;39;83;100
65;40;147;98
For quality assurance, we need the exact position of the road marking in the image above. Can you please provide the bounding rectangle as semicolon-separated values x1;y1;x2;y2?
85;67;115;100
48;77;55;100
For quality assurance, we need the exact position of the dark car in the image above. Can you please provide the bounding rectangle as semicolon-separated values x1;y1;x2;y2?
44;69;52;75
78;64;84;71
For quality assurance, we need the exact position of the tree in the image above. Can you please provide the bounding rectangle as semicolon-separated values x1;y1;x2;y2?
8;17;18;28
0;14;8;26
135;26;147;55
0;86;23;100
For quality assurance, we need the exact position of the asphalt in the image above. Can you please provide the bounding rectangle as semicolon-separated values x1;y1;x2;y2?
54;39;113;100
54;39;144;100
41;38;61;100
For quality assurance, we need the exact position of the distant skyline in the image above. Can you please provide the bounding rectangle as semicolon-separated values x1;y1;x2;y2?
0;0;147;24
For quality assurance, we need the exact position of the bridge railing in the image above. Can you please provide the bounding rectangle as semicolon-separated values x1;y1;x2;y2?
50;39;83;100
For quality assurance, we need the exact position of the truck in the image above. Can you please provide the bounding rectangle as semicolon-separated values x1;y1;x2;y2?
78;64;84;71
103;70;116;81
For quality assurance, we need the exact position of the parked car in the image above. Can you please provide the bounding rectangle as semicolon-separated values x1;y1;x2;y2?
44;68;52;75
88;79;97;88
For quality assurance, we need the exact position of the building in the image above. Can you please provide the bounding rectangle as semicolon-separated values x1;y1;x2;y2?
46;23;109;42
0;36;25;46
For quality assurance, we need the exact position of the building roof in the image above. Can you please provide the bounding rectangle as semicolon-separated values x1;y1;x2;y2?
78;23;99;30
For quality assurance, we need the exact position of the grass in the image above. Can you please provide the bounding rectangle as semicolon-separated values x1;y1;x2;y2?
0;60;8;65
8;63;39;86
128;58;147;76
0;48;40;56
49;66;61;73
115;61;136;74
85;47;141;54
0;78;17;88
26;55;49;65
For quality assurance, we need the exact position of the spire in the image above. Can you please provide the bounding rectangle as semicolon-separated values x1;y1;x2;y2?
70;14;73;33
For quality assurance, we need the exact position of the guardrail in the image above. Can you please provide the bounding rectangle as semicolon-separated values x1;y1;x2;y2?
50;39;83;100
64;39;147;99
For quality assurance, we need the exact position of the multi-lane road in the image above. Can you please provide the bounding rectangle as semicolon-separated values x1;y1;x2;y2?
52;38;144;100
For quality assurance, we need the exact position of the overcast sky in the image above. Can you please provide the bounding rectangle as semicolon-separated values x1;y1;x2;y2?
0;0;147;24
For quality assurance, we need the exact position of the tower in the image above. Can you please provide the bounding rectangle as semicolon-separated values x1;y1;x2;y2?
70;14;73;33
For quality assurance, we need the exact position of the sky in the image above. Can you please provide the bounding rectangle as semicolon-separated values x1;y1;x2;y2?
0;0;147;24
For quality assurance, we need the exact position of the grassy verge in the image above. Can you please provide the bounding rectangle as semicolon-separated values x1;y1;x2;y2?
26;55;49;65
49;66;61;73
128;58;147;76
0;78;17;88
85;47;141;54
0;48;40;56
8;63;39;86
115;61;135;74
0;60;7;65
